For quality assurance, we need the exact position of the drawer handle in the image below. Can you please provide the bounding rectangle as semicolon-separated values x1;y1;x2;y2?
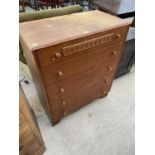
55;52;61;58
62;101;66;106
104;91;107;94
63;111;67;116
63;33;114;57
116;34;121;38
104;79;108;84
107;66;112;71
57;71;63;76
100;89;107;95
60;88;65;93
112;51;117;55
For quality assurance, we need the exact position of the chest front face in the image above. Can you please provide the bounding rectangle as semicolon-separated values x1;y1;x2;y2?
20;11;131;125
33;25;129;124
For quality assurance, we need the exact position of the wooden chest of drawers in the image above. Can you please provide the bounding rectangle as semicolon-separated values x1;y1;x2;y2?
19;10;131;125
19;86;45;155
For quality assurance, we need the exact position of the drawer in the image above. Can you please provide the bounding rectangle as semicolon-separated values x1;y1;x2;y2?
41;42;123;87
37;26;128;67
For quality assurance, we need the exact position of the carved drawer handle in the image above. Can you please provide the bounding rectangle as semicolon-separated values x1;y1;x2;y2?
57;71;63;76
62;101;66;106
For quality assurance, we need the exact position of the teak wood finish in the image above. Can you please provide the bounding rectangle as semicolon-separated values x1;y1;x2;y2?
19;10;131;125
19;86;45;154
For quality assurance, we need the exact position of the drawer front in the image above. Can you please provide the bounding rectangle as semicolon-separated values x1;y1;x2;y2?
37;26;128;67
41;42;123;87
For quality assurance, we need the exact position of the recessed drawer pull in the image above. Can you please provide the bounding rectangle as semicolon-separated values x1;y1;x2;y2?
104;79;108;84
62;33;114;57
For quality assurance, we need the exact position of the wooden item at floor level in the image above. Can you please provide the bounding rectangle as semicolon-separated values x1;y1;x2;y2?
19;86;45;155
19;10;131;125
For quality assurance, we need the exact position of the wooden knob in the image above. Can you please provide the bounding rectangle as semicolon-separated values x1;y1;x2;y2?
52;57;56;61
63;111;67;116
112;51;117;55
104;91;107;94
57;71;63;76
55;52;61;58
60;88;65;93
107;66;112;71
116;34;121;38
62;101;66;106
104;79;108;84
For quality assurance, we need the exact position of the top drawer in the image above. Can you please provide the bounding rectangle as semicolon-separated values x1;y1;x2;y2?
37;26;129;67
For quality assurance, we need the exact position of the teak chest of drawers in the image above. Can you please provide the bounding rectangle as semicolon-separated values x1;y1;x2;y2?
19;10;131;125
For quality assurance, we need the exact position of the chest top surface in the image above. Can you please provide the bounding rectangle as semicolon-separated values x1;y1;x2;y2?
19;10;131;51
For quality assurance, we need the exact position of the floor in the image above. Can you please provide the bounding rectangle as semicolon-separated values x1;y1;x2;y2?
20;65;135;155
